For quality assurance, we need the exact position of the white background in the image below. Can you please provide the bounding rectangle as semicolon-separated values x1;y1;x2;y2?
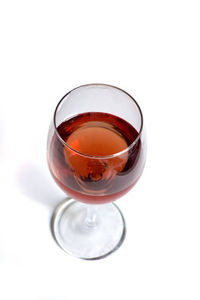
0;0;200;299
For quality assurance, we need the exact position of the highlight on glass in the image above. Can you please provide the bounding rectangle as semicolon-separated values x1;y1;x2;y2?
47;84;146;260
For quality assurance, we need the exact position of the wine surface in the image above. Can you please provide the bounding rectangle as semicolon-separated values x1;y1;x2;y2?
48;112;143;203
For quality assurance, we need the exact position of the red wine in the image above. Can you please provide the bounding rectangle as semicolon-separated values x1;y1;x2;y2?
48;112;143;204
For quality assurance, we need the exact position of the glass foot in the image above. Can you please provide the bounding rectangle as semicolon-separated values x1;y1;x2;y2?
51;198;126;260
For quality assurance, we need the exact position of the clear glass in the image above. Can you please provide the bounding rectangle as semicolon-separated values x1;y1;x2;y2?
47;83;146;259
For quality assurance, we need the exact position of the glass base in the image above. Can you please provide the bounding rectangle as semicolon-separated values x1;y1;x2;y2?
51;198;126;260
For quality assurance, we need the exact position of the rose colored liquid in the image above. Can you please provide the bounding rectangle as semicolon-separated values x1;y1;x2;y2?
48;112;143;204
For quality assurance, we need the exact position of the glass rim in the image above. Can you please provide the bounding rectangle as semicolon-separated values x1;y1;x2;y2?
53;83;143;159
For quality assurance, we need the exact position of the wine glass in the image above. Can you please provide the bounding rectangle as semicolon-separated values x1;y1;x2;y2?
47;83;146;260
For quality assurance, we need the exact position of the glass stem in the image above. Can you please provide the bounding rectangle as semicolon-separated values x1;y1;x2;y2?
85;205;98;228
